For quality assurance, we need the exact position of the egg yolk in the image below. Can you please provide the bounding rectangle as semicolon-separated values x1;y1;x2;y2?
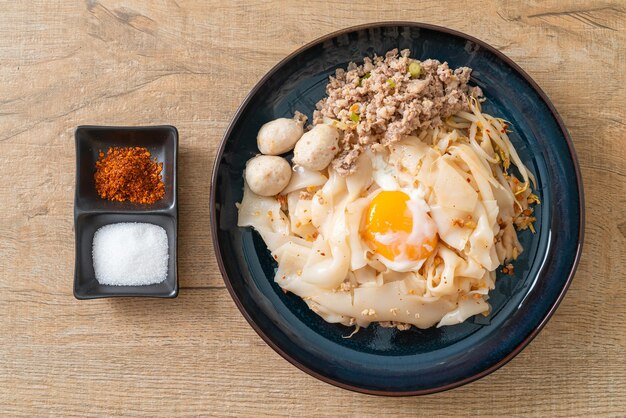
361;190;438;262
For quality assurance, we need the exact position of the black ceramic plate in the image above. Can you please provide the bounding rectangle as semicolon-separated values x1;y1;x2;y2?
211;23;584;395
74;125;178;299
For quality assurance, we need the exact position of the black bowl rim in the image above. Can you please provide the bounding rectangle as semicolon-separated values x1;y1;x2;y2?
210;21;585;396
73;124;180;299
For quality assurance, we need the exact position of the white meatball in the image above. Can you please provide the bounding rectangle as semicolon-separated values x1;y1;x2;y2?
257;115;305;155
292;125;340;171
244;155;292;196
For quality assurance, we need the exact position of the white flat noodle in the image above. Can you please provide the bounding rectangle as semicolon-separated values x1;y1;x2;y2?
313;169;348;239
324;168;348;200
286;192;299;236
484;270;496;289
370;152;399;191
300;244;350;289
426;245;464;296
432;158;478;213
300;224;350;289
395;170;416;189
475;270;496;291
353;266;378;285
430;204;473;251
256;227;311;252
293;197;313;224
238;114;533;330
403;271;428;295
346;197;371;270
287;192;316;238
437;297;489;327
310;170;342;232
308;280;457;328
436;130;457;152
468;202;500;270
346;153;373;199
455;256;487;280
381;270;414;284
273;238;334;298
493;166;516;221
273;241;320;298
274;274;320;298
294;223;317;240
280;276;326;299
310;191;330;229
305;236;331;266
281;166;328;195
273;241;309;273
237;183;290;242
496;222;523;262
449;144;498;202
483;199;500;232
495;240;506;265
416;147;440;186
488;246;499;270
375;252;425;273
388;137;431;175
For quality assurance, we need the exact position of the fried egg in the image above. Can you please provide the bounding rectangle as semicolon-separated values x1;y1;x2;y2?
361;189;438;272
355;150;440;271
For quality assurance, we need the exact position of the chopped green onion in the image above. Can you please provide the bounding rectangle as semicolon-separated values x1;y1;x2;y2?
358;72;371;87
349;112;360;123
409;61;422;78
386;79;396;88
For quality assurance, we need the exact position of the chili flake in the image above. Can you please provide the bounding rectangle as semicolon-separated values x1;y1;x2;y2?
95;147;165;204
502;263;515;275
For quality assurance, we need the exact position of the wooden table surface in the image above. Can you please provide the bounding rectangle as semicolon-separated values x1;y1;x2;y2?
1;0;624;416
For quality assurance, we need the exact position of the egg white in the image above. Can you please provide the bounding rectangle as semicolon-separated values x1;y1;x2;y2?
365;151;439;272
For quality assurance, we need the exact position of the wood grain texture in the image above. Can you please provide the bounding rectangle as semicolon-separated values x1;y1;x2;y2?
0;0;624;416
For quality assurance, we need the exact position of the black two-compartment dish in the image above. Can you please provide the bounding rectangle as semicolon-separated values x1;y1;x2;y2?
74;126;178;299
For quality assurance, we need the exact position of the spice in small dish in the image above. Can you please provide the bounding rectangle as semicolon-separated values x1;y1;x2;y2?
95;146;165;204
92;222;169;286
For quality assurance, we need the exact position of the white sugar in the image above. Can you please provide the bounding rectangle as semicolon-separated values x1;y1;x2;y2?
92;222;169;286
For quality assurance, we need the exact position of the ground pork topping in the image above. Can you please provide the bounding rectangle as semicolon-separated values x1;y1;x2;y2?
313;48;483;174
